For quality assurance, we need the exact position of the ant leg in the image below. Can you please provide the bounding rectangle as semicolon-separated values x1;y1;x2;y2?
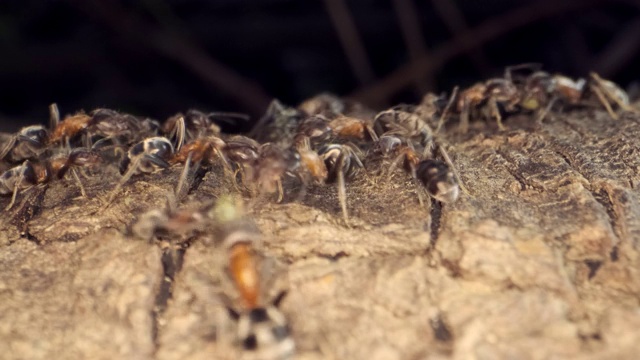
228;167;243;193
78;167;92;180
459;102;470;134
386;153;405;183
535;96;557;125
438;145;471;197
175;151;193;199
113;146;127;161
0;136;17;161
488;98;506;131
82;133;92;149
90;136;114;150
591;72;634;112
5;170;25;211
101;157;141;209
591;84;618;120
603;85;635;113
409;164;425;208
436;86;459;133
276;180;284;203
421;139;435;159
336;156;350;226
213;148;235;183
71;168;87;197
365;125;379;142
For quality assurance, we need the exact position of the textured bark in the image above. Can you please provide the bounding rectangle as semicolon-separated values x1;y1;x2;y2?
2;109;640;359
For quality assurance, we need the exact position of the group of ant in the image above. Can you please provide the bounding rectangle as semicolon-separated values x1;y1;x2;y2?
455;63;633;132
1;63;631;218
0;93;466;223
0;64;634;359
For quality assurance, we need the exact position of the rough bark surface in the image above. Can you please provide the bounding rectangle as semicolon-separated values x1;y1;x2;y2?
2;109;640;359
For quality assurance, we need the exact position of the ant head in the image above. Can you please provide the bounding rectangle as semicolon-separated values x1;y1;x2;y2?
20;126;48;146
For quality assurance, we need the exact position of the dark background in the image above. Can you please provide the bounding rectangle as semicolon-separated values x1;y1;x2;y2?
1;0;639;132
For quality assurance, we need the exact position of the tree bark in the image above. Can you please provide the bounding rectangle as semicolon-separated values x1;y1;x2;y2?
2;109;640;359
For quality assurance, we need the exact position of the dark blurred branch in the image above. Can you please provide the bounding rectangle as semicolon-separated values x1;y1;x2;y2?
68;0;272;116
591;17;640;77
351;0;603;105
430;0;491;74
392;0;432;94
323;0;376;85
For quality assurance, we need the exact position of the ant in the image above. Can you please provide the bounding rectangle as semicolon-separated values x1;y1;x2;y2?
49;104;161;150
318;143;364;224
213;197;295;360
246;143;299;202
294;138;328;186
85;108;161;149
0;125;48;163
225;136;261;166
456;78;520;133
510;66;633;122
48;104;92;146
163;109;249;144
297;93;346;119
0;148;102;210
416;159;460;204
588;72;634;120
370;134;462;206
169;135;229;197
222;135;269;189
0;103;78;163
373;106;437;156
292;115;332;149
129;197;214;245
328;115;378;142
250;100;306;145
369;135;418;175
102;137;175;208
504;64;587;122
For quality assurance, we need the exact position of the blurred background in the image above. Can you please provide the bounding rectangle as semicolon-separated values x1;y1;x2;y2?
1;0;639;132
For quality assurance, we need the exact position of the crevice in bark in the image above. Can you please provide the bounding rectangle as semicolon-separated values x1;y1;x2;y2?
548;145;623;249
10;186;46;244
21;228;42;245
551;117;632;251
610;245;619;261
584;260;602;280
188;166;209;195
591;188;622;243
150;182;200;352
429;199;442;249
430;315;453;343
151;247;185;351
494;149;540;191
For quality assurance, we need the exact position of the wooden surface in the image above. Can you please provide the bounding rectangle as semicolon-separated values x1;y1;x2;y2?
2;109;640;359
